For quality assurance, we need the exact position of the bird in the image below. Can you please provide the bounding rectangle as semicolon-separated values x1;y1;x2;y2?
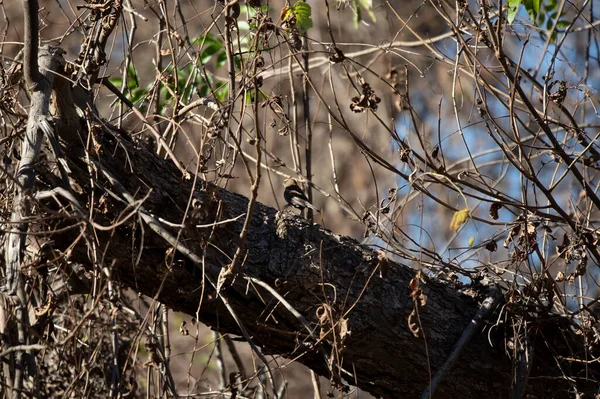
283;178;320;212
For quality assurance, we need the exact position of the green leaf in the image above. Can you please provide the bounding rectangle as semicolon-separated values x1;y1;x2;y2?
200;43;222;65
359;0;376;22
129;88;146;105
194;34;225;66
524;0;540;24
237;20;251;32
240;4;269;17
351;0;377;28
178;66;191;82
506;0;522;25
292;1;312;33
216;51;227;68
533;0;541;16
108;63;151;107
214;82;228;102
108;77;122;87
545;0;557;12
197;84;210;98
352;1;361;29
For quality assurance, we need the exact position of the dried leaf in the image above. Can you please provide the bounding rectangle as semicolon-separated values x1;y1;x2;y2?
143;342;163;368
216;266;233;293
485;240;498;252
450;208;470;232
408;309;419;337
164;247;175;271
350;82;380;113
316;304;330;325
376;250;389;278
489;202;502;220
504;224;521;248
431;145;439;160
409;271;427;306
316;304;332;340
548;81;567;105
338;317;350;340
171;31;185;47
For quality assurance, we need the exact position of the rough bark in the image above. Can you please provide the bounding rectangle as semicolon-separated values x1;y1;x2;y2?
3;43;67;399
38;119;596;398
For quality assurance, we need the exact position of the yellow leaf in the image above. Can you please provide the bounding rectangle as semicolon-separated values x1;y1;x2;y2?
280;6;291;21
450;208;470;232
468;236;475;247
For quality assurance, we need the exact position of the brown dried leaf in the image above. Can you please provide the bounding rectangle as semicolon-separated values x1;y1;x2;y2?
431;145;439;160
489;202;502;220
408;309;419;337
338;317;350;340
504;224;521;248
409;271;427;306
143;343;163;368
164;247;175;271
316;304;332;340
485;240;498;252
171;31;185;47
216;266;233;293
376;250;389;279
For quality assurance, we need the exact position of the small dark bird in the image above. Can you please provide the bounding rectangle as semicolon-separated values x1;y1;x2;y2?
283;178;320;212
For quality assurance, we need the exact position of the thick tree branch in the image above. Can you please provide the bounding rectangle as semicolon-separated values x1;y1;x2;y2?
42;120;599;398
4;4;66;399
22;0;40;89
